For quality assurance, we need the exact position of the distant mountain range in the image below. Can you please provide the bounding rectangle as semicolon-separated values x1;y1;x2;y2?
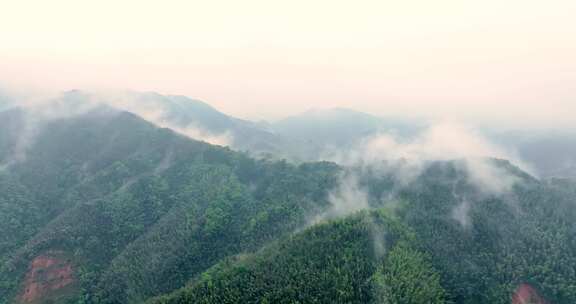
0;103;574;303
0;94;575;303
271;107;423;146
109;92;576;178
492;130;576;178
1;90;574;178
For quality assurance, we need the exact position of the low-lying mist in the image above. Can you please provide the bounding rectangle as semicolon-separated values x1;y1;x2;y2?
316;122;536;224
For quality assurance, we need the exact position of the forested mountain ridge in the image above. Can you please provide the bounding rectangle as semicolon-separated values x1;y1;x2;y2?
0;102;575;304
492;130;576;178
151;161;576;304
61;90;309;160
3;89;573;178
106;91;299;157
0;105;339;303
106;91;576;179
150;209;448;304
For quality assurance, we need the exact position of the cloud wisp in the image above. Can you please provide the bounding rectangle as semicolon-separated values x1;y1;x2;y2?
0;87;237;172
316;122;535;224
83;90;234;147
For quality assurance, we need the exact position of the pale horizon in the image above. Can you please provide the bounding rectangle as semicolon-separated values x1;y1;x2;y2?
1;0;575;129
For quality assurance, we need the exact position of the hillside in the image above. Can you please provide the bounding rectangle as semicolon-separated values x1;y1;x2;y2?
272;107;576;179
0;106;339;303
0;104;575;303
493;130;576;178
14;90;572;179
153;160;576;304
111;91;296;156
151;210;446;304
58;90;308;160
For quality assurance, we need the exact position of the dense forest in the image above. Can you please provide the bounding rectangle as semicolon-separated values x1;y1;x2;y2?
1;103;575;304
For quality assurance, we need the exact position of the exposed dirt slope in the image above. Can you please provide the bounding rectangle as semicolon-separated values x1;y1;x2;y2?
18;251;77;304
512;283;549;304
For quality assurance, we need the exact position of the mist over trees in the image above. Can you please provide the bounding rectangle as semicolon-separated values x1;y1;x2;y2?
0;91;575;304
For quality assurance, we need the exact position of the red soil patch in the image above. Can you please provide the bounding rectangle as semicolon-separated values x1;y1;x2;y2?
19;252;75;303
512;283;549;304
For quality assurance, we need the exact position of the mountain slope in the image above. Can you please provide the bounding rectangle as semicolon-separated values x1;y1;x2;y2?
24;90;575;178
0;106;339;304
151;210;446;304
66;90;306;159
0;103;575;304
493;130;576;178
151;157;576;304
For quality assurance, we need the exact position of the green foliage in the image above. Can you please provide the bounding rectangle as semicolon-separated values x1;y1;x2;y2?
1;107;575;304
371;241;446;304
0;108;340;304
150;211;422;304
376;161;576;303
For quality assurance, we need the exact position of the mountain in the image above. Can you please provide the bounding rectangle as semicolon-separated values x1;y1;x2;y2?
272;107;576;179
56;90;309;160
152;159;575;304
63;90;576;179
151;210;447;304
1;99;575;304
0;105;339;304
29;90;574;179
0;92;13;111
271;108;422;148
493;130;576;178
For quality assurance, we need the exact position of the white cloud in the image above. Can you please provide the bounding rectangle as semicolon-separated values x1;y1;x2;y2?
314;122;535;228
324;122;533;191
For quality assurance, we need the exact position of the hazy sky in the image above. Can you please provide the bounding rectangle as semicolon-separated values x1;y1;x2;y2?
1;0;575;128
